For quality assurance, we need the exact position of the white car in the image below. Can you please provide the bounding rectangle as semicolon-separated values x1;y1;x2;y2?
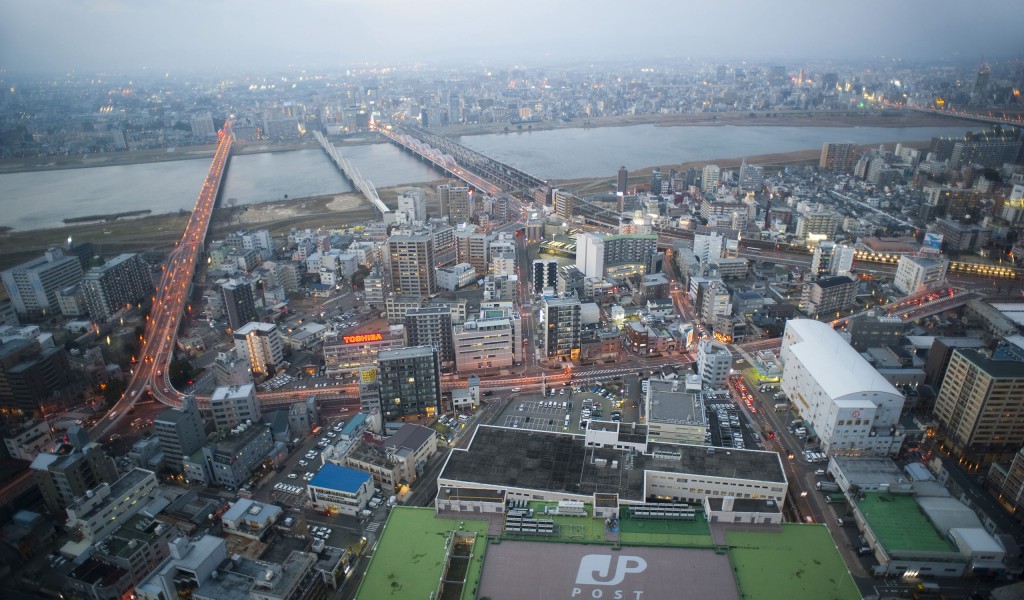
298;460;308;467
287;473;298;479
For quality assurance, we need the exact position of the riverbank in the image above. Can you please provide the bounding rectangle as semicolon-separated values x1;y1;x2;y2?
550;139;934;194
0;182;443;271
0;111;979;176
443;109;979;137
0;136;378;175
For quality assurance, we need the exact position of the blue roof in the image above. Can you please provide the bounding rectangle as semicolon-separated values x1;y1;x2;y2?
309;463;371;493
341;413;367;436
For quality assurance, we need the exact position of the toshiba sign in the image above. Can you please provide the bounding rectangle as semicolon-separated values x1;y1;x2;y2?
342;333;383;344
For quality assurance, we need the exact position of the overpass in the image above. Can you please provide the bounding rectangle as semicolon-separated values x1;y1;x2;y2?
92;124;234;438
313;130;390;216
376;125;503;196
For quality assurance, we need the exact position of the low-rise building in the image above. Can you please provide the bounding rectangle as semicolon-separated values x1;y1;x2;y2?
220;498;282;541
644;378;707;445
2;418;54;460
62;468;158;556
307;463;374;517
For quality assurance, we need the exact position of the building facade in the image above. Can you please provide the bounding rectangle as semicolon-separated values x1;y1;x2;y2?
80;253;153;321
376;346;441;419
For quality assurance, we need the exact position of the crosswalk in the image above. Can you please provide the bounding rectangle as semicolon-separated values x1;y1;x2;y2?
365;521;381;534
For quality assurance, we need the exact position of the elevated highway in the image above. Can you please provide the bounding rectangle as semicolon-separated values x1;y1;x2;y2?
313;130;390;216
92;124;234;439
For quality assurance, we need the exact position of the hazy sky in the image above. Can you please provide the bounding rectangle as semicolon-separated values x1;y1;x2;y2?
2;0;1022;74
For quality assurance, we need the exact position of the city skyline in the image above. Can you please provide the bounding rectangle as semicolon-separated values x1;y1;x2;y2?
2;0;1024;74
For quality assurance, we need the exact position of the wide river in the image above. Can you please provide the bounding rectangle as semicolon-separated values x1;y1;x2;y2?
0;123;973;231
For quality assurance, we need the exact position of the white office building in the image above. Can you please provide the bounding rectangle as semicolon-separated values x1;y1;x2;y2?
893;254;949;295
208;384;261;431
780;320;905;456
697;339;732;390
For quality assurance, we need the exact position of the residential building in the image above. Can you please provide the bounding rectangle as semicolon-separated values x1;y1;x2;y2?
575;233;658;279
396;189;427;223
233;321;284;376
0;337;72;416
308;463;374;517
404;306;454;369
532;259;558;295
553;188;574;220
933;219;991;253
801;275;858;318
184;423;274;489
376;346;441;419
70;514;176;599
701;164;721;193
847;312;905;352
137;535;326;600
387;233;437;297
63;468;158;555
780;319;905;456
438;184;473;223
893;254;949;295
221;279;258;333
1;418;54;460
454;228;491;276
820;142;857;171
540;295;581;365
933;349;1024;461
211;347;253;386
153;395;207;473
30;427;119;515
209;384;261;431
1;248;84;320
795;210;841;241
697;340;732;390
80;253;153;321
810;242;855;277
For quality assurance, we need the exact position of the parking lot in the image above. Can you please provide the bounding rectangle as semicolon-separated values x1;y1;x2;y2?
495;383;631;434
705;396;763;451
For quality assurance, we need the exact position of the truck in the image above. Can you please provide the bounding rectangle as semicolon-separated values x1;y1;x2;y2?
825;493;846;503
773;403;788;412
816;481;840;492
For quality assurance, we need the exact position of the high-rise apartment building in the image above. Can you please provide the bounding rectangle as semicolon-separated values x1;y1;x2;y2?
819;142;857;171
387;233;437;297
934;349;1024;460
553;189;575;220
575;233;658;279
1;248;84;320
154;395;206;473
801;275;858;318
455;228;491;276
540;296;581;364
438;184;473;223
810;242;855;277
532;259;558;295
377;346;441;419
404;306;455;370
233;321;284;376
616;166;628;195
81;253;153;321
221;280;258;333
701;165;721;193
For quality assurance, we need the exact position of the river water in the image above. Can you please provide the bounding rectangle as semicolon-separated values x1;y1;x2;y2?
0;123;973;232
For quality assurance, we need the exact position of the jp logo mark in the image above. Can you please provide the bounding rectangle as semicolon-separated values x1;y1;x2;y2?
575;554;648;586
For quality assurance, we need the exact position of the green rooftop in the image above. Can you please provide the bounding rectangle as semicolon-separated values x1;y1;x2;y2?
727;525;860;600
857;493;955;553
618;508;714;547
355;507;490;600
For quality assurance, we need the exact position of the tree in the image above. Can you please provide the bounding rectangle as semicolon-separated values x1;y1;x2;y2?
168;359;195;388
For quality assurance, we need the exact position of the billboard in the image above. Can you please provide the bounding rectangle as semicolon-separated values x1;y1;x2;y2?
342;333;383;344
923;232;943;251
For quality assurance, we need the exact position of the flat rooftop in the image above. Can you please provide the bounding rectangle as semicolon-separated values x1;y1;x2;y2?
440;427;784;502
647;379;705;426
357;507;489;600
727;525;860;600
858;493;955;554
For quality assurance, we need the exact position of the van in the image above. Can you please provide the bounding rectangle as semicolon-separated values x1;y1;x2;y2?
815;469;826;476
